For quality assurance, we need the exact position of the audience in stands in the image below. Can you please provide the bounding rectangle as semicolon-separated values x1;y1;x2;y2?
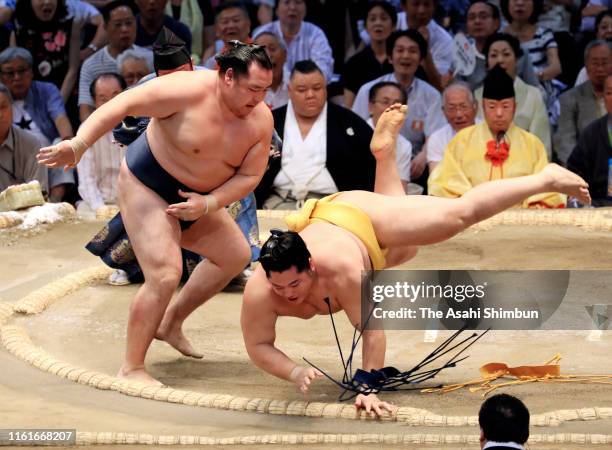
76;72;126;215
567;73;612;206
429;64;564;208
555;39;611;164
78;0;151;121
0;82;48;193
254;31;289;109
253;0;334;82
474;33;551;157
342;0;396;108
255;60;375;209
426;81;477;171
0;46;75;201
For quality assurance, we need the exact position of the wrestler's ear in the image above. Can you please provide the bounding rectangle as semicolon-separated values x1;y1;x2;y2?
308;259;315;273
224;68;235;85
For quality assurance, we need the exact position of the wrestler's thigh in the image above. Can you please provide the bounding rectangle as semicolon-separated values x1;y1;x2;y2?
180;208;250;266
117;161;182;277
336;191;465;248
385;246;418;268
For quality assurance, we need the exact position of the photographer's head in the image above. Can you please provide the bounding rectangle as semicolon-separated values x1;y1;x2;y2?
479;393;529;448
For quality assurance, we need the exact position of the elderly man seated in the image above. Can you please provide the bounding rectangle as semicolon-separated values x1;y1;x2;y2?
0;83;47;193
0;47;73;202
428;65;565;208
426;81;478;171
117;48;154;87
555;40;611;165
567;74;612;206
76;73;127;216
254;60;375;209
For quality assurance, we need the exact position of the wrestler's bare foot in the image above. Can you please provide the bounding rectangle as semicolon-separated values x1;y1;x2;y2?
541;163;591;205
155;325;204;359
117;365;163;386
370;103;407;161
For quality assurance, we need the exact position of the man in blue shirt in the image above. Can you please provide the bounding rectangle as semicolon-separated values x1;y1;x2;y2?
0;47;74;201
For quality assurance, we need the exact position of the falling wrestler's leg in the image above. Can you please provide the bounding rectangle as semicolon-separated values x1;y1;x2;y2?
338;107;591;251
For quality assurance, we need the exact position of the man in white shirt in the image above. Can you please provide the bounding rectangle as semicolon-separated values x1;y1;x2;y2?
253;0;334;82
77;73;127;216
254;31;290;110
352;30;446;184
426;81;478;171
78;0;152;122
255;60;375;209
479;394;529;450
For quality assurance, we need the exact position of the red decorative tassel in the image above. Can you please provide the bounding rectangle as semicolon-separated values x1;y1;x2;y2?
485;139;510;179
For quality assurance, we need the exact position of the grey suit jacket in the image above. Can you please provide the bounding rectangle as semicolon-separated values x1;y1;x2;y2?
554;81;605;164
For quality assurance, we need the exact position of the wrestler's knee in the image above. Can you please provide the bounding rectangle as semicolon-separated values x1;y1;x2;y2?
224;238;252;275
145;266;182;297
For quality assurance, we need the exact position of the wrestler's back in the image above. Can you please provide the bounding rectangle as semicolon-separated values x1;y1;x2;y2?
145;70;267;193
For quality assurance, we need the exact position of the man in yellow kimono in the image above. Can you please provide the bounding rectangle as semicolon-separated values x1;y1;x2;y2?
428;64;565;208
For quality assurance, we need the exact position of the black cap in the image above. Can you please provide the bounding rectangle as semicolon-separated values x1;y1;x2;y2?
483;64;515;100
153;27;191;73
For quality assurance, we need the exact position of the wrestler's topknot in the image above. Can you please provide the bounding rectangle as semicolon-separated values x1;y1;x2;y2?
259;230;311;277
215;41;273;78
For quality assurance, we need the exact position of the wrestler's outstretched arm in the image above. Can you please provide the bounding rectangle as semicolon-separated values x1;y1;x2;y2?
241;287;324;392
337;269;394;417
37;71;204;170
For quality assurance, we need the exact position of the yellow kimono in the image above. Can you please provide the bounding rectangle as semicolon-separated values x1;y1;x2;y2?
428;122;566;208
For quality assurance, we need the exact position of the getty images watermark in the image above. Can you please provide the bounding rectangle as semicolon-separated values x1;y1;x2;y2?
361;270;612;331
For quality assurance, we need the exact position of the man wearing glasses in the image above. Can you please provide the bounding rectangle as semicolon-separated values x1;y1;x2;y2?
242;103;590;416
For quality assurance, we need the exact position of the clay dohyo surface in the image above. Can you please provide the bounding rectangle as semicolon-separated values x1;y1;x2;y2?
1;219;611;448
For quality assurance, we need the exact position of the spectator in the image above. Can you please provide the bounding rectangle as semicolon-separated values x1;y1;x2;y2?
10;0;80;103
135;0;192;51
367;81;412;189
575;9;612;86
255;60;375;209
342;1;395;108
69;0;108;63
254;31;289;109
459;0;539;90
0;46;75;202
581;0;610;33
396;0;454;90
117;47;154;86
253;0;334;82
429;64;564;208
77;73;127;215
567;73;612;206
479;394;529;450
475;33;552;158
78;0;152;122
203;1;251;69
555;40;611;164
501;0;562;83
426;81;477;171
164;0;211;59
352;30;446;183
0;82;48;193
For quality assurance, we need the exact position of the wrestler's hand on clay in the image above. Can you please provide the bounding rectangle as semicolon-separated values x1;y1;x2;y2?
166;190;211;221
37;140;77;170
354;393;394;418
289;366;324;393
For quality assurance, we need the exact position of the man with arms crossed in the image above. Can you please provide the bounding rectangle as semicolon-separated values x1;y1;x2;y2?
241;104;590;415
39;42;274;386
